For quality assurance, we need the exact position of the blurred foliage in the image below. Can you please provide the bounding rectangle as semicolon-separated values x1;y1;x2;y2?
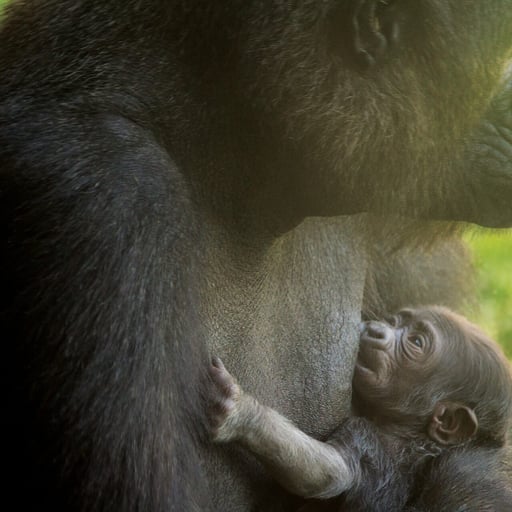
0;0;8;17
466;231;512;359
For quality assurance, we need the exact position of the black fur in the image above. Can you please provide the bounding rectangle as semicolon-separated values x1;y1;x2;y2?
299;419;512;512
1;1;512;510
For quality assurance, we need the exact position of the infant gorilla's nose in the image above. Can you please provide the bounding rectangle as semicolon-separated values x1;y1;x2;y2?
360;321;394;348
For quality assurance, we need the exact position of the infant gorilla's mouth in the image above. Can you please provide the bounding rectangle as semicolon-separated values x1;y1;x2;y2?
356;345;384;374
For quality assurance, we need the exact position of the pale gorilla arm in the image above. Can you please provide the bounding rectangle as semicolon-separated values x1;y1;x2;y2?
209;357;358;500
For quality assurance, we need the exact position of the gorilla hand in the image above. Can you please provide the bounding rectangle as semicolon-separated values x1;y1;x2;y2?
209;357;244;442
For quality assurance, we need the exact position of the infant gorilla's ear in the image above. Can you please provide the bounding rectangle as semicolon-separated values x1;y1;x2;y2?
427;402;478;446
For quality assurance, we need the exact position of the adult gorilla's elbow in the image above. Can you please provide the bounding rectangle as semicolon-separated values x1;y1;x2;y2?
458;80;512;227
234;1;512;226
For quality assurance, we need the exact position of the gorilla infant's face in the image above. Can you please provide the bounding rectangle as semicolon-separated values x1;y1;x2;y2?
354;308;441;397
353;306;510;416
353;307;512;444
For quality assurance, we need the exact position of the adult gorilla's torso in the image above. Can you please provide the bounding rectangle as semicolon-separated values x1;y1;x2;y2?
201;216;368;510
199;216;470;510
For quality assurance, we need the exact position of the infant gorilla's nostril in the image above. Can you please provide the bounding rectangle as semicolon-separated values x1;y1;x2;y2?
367;323;387;340
360;321;394;348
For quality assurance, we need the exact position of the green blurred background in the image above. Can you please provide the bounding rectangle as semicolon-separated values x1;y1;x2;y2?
1;0;511;357
467;232;512;358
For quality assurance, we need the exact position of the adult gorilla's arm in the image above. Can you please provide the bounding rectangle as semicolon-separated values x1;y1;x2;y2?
227;1;512;226
458;81;512;227
2;116;209;510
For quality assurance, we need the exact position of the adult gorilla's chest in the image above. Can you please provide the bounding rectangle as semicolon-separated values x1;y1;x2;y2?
201;216;367;510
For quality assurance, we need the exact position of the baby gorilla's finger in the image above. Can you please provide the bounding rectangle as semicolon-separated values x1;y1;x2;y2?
209;357;236;396
208;355;242;439
211;355;225;371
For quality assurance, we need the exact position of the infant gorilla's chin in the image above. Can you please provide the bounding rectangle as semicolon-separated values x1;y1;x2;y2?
354;326;391;388
356;343;382;374
353;352;384;392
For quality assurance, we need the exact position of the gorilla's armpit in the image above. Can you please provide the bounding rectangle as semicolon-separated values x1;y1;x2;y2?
210;307;512;511
1;1;512;510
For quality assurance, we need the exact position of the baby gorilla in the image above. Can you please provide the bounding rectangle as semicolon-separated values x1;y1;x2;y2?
209;307;512;511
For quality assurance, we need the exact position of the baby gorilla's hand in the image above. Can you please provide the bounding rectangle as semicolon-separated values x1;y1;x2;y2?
209;356;242;442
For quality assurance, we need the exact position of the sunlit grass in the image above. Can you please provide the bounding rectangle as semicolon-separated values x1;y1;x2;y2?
466;231;512;359
0;0;9;18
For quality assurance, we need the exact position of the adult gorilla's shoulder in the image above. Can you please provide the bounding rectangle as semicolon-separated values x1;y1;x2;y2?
1;1;511;511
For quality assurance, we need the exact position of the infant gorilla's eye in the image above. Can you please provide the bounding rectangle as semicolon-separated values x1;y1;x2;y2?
407;334;424;349
386;315;400;327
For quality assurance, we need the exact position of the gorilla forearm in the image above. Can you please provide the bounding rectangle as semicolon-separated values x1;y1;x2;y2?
3;118;210;510
214;383;355;500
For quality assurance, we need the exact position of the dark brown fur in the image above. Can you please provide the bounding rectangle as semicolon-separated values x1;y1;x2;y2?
1;1;512;510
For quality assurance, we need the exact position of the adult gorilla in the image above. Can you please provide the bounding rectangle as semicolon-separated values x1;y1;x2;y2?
1;1;511;511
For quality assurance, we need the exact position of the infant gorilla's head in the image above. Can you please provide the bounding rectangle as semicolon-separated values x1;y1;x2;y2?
354;307;512;447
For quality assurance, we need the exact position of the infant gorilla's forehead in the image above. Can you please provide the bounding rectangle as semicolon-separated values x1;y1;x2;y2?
400;306;511;391
412;305;471;328
411;306;491;350
418;307;511;388
392;306;512;443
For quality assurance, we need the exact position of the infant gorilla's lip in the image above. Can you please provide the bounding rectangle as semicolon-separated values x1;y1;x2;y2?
356;348;378;373
356;340;387;373
354;362;374;378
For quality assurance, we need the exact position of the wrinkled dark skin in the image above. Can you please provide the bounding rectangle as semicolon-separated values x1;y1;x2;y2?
209;307;512;511
1;1;512;511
